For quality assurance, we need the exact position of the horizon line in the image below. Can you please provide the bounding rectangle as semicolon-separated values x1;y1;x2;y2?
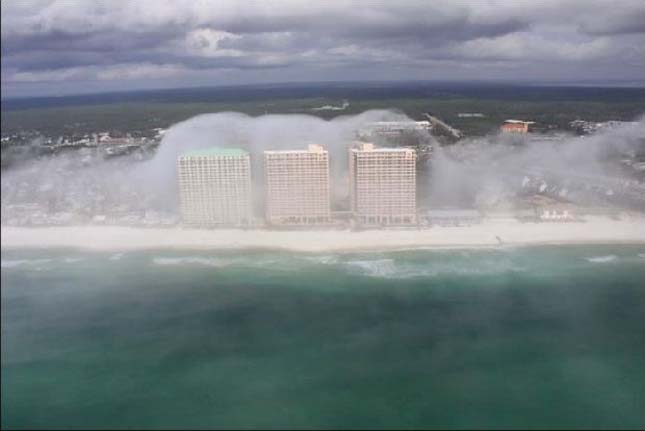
3;78;645;102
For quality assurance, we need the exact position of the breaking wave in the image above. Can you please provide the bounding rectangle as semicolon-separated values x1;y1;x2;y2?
343;256;525;279
1;259;52;268
1;256;90;269
148;253;527;279
302;255;341;265
585;255;618;263
109;253;125;261
344;259;398;278
151;255;285;269
152;257;233;267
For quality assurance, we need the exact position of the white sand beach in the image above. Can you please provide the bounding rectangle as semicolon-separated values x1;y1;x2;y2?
2;215;645;252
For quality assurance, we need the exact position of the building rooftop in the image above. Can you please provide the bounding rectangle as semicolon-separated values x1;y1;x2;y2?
264;144;327;154
504;119;535;125
367;121;431;128
180;147;248;157
350;142;415;152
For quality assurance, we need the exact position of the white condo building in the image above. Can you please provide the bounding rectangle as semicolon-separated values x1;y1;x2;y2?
349;142;417;225
264;144;331;225
177;147;252;226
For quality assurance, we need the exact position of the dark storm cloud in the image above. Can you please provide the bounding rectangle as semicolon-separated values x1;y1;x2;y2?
1;1;644;96
578;10;645;36
228;11;528;42
2;29;180;55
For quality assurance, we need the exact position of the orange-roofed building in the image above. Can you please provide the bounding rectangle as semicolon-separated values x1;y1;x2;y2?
500;120;534;133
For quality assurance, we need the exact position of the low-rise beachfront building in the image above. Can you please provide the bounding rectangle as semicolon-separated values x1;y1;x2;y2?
177;147;252;226
264;144;331;226
500;119;535;133
349;142;417;226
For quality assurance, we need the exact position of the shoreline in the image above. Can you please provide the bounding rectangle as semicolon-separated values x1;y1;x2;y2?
3;216;645;253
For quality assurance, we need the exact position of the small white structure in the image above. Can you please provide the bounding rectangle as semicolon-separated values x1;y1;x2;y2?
540;209;575;222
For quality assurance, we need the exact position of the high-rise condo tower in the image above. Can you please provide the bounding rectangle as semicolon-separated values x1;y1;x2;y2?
349;142;417;226
264;144;331;226
177;147;252;226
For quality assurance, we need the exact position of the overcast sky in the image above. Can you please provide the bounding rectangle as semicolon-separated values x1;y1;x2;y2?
2;0;645;98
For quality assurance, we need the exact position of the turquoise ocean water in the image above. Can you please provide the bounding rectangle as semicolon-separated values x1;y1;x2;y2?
2;245;645;429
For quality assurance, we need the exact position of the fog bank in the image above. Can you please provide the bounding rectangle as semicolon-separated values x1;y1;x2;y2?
2;112;644;221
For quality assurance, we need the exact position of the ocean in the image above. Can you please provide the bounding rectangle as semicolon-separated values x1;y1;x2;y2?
2;245;644;429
